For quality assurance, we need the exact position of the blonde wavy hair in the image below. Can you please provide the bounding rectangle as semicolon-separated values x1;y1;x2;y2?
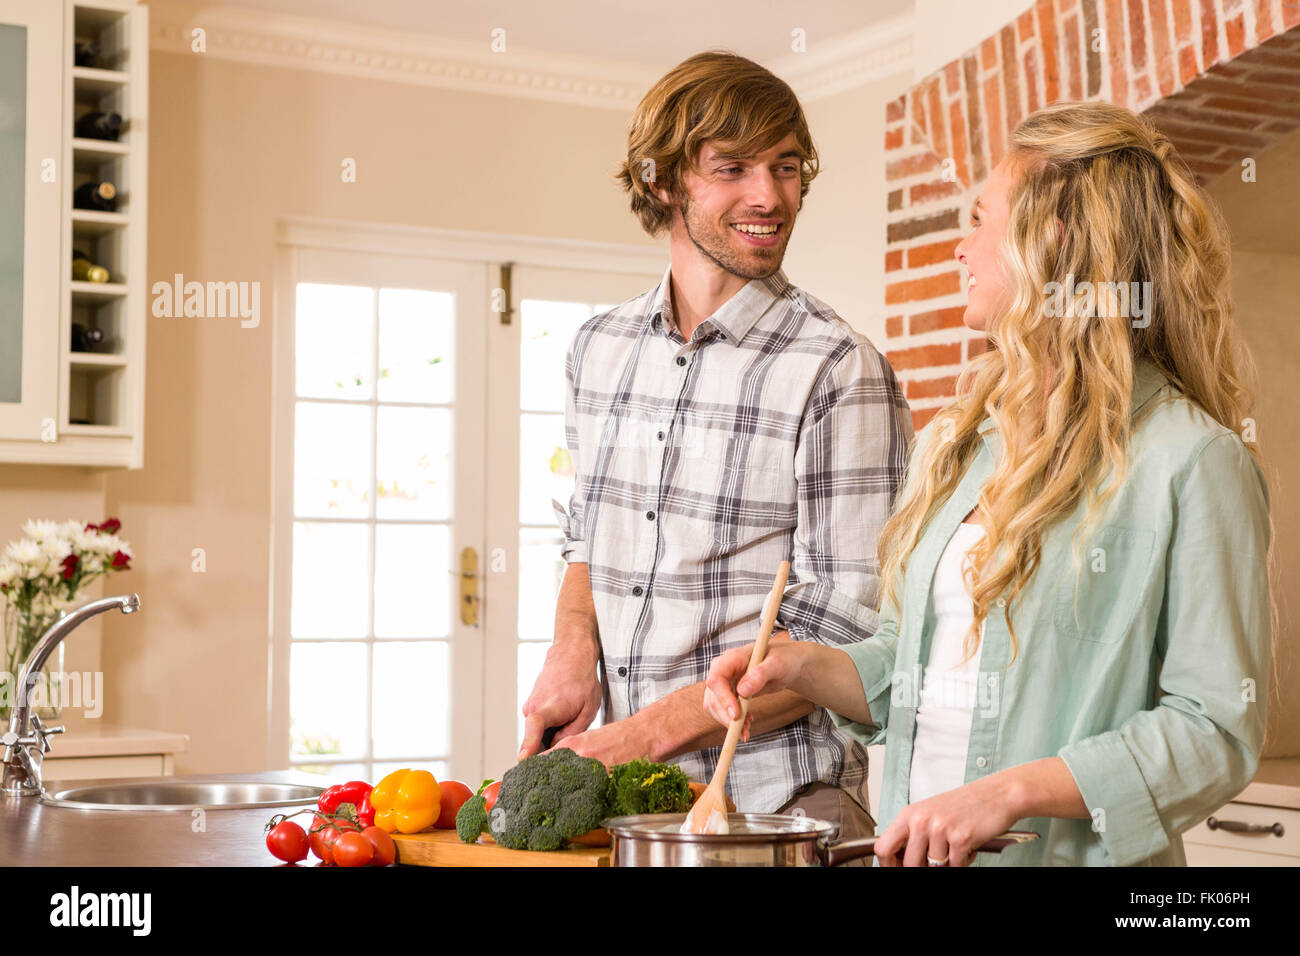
877;100;1271;671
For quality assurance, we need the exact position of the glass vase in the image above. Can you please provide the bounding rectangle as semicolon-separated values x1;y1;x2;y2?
1;603;66;723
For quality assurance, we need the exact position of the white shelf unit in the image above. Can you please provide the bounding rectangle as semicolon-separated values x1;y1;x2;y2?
60;0;147;467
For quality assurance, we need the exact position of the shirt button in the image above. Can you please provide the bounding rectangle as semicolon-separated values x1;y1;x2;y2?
676;356;686;366
996;598;1007;608
976;756;987;768
986;675;997;687
646;510;656;521
656;430;665;441
631;585;643;597
616;666;628;678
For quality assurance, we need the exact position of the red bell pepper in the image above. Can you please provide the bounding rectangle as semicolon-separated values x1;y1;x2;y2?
318;780;374;828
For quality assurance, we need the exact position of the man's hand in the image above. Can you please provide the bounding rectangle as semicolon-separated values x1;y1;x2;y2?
518;638;602;761
542;715;654;768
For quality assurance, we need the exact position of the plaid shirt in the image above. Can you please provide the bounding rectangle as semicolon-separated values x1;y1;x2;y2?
552;264;912;814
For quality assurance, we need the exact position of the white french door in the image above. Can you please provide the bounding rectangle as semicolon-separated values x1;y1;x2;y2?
271;245;488;785
272;221;662;785
482;265;663;776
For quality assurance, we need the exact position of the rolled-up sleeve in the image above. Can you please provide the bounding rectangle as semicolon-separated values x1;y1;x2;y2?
1057;432;1272;867
775;340;912;649
825;593;902;746
552;337;589;565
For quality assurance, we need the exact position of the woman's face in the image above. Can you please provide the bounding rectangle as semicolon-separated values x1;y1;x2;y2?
954;156;1022;333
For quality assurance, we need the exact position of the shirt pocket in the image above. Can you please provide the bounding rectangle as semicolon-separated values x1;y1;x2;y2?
1053;524;1156;645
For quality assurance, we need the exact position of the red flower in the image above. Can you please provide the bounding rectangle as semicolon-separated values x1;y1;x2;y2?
84;522;99;532
61;554;79;580
110;550;131;570
100;518;122;535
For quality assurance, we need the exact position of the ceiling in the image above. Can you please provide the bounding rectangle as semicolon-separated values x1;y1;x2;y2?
186;0;915;67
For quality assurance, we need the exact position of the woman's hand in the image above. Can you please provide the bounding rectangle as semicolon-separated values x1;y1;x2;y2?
873;774;1021;867
703;641;803;742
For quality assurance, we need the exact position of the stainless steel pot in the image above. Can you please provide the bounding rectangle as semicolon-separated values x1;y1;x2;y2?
606;813;1039;867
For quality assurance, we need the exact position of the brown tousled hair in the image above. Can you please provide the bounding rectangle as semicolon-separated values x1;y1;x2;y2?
615;50;820;236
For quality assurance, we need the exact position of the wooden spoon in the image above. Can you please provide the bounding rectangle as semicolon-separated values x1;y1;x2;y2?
682;560;791;835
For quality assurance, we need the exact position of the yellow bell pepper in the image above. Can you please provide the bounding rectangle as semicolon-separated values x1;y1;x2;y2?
369;769;441;834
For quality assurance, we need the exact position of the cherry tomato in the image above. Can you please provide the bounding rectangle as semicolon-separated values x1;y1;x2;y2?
332;830;375;867
483;780;501;813
434;780;474;829
362;825;397;866
309;815;350;865
266;820;309;863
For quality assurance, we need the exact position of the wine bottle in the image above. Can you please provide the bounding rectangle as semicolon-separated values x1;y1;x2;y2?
73;181;117;212
71;250;109;283
74;40;100;68
71;323;105;352
74;111;121;141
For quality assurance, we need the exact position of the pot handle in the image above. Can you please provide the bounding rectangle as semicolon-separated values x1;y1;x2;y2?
820;830;1039;867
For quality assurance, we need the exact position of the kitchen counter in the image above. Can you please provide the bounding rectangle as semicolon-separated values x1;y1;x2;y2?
0;770;327;867
48;726;189;759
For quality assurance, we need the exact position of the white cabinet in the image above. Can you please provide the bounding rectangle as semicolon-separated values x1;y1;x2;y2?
0;0;148;468
1185;757;1300;867
41;726;189;783
0;1;62;441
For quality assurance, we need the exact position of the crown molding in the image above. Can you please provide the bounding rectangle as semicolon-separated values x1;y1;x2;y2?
147;1;914;109
775;15;916;101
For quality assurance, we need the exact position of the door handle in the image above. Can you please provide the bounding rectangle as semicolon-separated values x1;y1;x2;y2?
460;546;480;627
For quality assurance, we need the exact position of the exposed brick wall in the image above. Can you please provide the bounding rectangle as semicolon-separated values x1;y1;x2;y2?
885;0;1300;430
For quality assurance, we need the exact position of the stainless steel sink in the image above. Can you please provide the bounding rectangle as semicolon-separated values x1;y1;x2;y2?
41;779;325;811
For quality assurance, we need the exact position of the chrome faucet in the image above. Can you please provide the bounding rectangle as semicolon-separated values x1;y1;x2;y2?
2;594;140;796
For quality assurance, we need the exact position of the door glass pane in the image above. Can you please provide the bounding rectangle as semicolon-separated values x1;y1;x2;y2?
518;527;565;641
295;284;374;400
376;406;451;519
378;288;454;403
295;761;368;780
373;523;451;637
519;300;590;412
291;522;369;638
0;25;26;404
294;402;372;518
516;641;550;746
519;412;570;526
372;641;451;758
290;642;368;759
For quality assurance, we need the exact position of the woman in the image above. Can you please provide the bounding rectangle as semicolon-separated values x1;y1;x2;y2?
703;101;1274;867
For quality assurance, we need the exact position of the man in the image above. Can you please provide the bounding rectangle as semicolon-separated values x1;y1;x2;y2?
520;51;912;838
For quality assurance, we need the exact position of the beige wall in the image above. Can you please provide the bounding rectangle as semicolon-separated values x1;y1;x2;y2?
1207;129;1300;755
0;51;907;773
788;73;914;345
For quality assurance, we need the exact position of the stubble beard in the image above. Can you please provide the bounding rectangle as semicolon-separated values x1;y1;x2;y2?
679;194;788;281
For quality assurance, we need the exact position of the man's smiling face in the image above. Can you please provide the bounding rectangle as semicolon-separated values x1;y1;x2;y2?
665;134;804;280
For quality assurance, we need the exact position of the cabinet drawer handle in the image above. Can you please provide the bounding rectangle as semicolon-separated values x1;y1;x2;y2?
1206;816;1284;837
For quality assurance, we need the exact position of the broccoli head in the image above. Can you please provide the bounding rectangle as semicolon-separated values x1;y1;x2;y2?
607;759;694;817
455;793;490;844
488;748;611;851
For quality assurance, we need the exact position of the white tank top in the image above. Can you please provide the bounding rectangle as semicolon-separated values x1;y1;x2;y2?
907;521;986;805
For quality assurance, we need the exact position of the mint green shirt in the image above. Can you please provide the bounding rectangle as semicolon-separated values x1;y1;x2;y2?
828;362;1272;866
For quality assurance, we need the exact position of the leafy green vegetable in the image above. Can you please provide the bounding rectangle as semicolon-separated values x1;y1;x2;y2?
607;758;693;817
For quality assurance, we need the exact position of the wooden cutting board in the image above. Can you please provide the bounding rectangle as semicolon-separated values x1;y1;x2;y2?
392;829;610;867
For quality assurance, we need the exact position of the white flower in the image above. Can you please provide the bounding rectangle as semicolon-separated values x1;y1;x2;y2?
21;519;60;542
6;540;40;565
39;537;68;561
